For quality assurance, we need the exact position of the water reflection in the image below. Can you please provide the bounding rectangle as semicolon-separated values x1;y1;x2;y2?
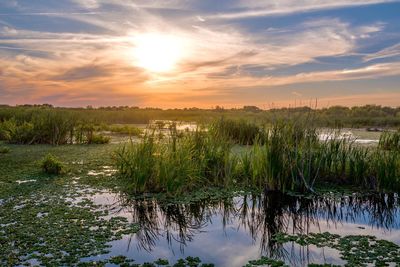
110;191;400;266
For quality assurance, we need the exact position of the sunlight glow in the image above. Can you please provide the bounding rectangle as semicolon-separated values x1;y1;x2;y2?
132;33;185;73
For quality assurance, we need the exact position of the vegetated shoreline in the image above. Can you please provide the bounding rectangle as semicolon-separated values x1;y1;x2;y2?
1;105;399;195
1;124;400;266
1;104;400;128
0;105;399;265
115;118;400;196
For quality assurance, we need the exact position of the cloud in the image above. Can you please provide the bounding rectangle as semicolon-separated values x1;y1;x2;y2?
207;0;398;20
220;62;400;88
163;18;369;81
53;65;109;81
0;0;398;107
71;0;99;9
364;43;400;61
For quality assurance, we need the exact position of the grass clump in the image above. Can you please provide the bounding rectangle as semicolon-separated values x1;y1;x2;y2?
87;133;110;144
0;146;10;154
40;154;65;175
116;119;400;195
104;124;143;136
0;110;112;145
115;126;232;195
210;118;266;145
379;129;400;151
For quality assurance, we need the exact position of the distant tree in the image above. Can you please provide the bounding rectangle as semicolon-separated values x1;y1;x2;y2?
214;105;225;112
243;105;262;112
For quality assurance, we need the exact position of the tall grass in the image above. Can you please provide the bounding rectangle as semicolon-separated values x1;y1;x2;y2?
114;125;232;194
0;110;110;145
210;118;265;145
115;120;400;195
1;104;400;127
379;130;400;151
103;124;142;136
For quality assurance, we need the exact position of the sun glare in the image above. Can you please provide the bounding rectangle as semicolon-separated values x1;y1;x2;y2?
132;33;184;73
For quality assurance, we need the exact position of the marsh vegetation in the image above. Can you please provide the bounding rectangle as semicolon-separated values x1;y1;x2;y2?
115;118;400;195
1;105;400;266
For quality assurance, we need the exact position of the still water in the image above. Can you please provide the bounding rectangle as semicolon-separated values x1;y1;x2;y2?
84;191;400;266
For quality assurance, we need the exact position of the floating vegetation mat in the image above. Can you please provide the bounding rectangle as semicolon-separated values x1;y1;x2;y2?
2;144;400;266
0;183;139;266
268;232;400;266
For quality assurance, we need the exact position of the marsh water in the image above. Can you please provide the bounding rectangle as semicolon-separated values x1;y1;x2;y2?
83;191;400;266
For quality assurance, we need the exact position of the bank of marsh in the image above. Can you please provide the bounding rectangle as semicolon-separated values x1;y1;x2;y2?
2;109;400;266
115;119;400;195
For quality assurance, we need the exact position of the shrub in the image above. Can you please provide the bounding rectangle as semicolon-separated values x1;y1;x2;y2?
40;154;65;175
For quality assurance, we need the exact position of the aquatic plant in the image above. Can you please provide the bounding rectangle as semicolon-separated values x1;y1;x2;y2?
273;232;400;266
379;129;400;151
0;110;113;145
210;117;266;145
77;256;214;267
115;125;232;194
75;122;110;144
0;189;140;266
87;133;111;144
116;119;400;194
244;256;287;267
40;154;65;175
103;124;143;136
0;146;10;154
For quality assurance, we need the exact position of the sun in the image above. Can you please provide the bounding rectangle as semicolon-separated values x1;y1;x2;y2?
132;33;184;73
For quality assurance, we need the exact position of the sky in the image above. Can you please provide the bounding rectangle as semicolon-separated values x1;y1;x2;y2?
0;0;400;108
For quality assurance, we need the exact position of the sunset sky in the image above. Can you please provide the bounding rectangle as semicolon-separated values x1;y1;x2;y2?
0;0;400;108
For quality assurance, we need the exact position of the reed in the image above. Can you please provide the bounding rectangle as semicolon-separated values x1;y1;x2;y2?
114;125;232;194
379;130;400;151
1;104;400;128
210;118;266;145
100;124;143;136
0;110;110;145
115;120;400;195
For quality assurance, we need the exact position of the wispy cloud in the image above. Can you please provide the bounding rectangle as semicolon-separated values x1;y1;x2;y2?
207;0;398;20
0;0;399;107
364;43;400;61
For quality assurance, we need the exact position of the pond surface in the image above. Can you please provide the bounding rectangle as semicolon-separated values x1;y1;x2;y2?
84;191;400;266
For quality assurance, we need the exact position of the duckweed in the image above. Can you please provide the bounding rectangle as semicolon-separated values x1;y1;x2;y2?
0;189;140;266
273;232;400;266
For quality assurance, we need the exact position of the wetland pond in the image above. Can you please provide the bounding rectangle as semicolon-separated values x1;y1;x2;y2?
82;190;400;266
